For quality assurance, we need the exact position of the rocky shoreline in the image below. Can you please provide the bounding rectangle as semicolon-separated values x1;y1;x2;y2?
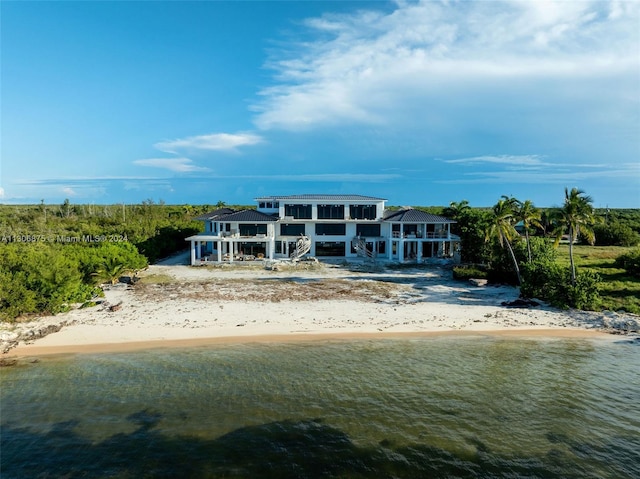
1;321;74;355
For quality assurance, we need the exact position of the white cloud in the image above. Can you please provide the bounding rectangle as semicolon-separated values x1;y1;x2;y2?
253;0;639;130
154;132;263;154
15;176;169;185
439;162;638;185
62;187;77;197
0;187;4;198
443;154;614;173
444;155;546;167
133;157;210;173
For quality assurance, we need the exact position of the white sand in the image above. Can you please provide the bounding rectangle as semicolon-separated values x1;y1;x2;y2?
3;254;637;357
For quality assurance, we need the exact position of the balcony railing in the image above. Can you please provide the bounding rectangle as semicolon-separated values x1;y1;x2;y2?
196;231;273;240
392;231;449;239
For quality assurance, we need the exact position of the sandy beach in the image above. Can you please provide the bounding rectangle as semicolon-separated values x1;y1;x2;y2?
3;254;638;358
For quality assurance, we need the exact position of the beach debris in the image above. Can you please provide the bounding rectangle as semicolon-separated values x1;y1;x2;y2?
108;301;123;312
469;278;488;287
501;299;540;308
0;358;18;367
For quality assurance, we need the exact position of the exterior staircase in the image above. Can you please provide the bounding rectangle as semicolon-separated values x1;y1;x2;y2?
290;235;311;261
353;237;376;259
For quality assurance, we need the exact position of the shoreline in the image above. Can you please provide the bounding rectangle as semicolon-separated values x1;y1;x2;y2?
2;259;638;361
6;328;618;359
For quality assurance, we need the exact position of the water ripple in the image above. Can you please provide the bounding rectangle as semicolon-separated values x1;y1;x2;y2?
2;337;639;478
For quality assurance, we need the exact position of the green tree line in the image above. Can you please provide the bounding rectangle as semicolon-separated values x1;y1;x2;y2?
447;188;639;312
0;199;219;321
1;196;638;321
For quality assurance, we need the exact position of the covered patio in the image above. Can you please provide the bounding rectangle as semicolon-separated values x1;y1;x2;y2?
185;233;276;265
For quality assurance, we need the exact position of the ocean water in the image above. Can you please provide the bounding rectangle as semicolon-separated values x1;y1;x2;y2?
1;337;639;478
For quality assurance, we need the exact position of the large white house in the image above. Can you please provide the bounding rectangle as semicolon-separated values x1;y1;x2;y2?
185;194;460;265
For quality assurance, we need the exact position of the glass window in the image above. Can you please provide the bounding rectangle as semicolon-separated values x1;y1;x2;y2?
280;224;306;236
284;204;312;219
239;224;267;236
403;225;418;235
356;224;381;237
315;242;346;256
315;223;346;236
239;242;266;256
317;204;344;219
349;204;377;220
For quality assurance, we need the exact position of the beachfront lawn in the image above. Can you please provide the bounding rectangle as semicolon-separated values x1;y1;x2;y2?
555;245;640;314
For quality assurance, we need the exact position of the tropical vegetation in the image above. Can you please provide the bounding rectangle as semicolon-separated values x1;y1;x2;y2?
550;188;599;285
0;200;216;321
0;195;638;321
448;188;639;313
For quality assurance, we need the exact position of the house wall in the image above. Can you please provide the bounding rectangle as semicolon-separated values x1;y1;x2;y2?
255;199;387;258
191;198;459;262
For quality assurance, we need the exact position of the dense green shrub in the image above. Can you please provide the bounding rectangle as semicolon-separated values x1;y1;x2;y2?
487;237;556;285
0;242;146;321
452;265;488;280
486;243;520;285
567;269;601;310
0;244;96;320
135;226;200;263
614;248;640;277
521;261;600;310
0;270;38;321
73;242;148;283
520;260;565;302
594;222;640;247
0;201;207;321
443;204;492;264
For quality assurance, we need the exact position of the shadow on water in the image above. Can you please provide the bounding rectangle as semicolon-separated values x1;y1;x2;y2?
2;410;636;479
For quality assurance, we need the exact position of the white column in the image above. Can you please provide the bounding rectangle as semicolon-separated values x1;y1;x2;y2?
217;241;222;262
269;238;275;260
190;240;196;265
398;240;404;262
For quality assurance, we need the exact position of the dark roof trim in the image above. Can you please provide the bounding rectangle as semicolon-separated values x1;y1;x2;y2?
255;194;386;202
216;209;279;222
383;208;455;223
194;208;236;221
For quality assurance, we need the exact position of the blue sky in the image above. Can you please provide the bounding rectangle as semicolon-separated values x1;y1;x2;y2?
1;0;639;208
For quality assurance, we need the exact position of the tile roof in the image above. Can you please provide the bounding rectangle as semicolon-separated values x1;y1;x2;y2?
383;208;455;223
255;194;386;202
194;208;236;221
216;209;279;222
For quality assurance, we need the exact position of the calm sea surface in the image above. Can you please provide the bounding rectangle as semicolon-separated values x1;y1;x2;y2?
1;337;639;478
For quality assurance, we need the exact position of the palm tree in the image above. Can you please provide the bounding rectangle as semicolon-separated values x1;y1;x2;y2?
443;200;471;219
92;257;129;285
514;199;543;262
486;196;521;284
551;187;598;285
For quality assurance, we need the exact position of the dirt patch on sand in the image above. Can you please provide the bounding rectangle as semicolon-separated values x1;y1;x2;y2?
133;277;407;303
